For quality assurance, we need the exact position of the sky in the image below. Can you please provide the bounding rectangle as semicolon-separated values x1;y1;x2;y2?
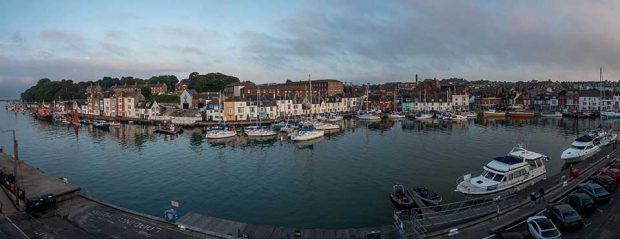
1;0;620;98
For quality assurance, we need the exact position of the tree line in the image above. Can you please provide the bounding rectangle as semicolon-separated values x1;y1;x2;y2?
20;72;240;102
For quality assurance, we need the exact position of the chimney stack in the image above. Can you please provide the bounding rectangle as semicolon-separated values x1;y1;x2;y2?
415;74;418;85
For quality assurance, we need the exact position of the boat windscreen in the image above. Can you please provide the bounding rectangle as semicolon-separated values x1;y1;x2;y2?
494;156;523;165
575;135;595;142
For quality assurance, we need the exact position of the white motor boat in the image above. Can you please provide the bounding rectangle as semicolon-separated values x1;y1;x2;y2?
456;145;549;195
463;112;478;118
326;114;343;122
414;112;433;120
589;127;618;147
561;135;601;163
110;121;121;127
357;113;381;121
245;126;278;137
206;130;236;139
290;127;325;141
314;122;340;130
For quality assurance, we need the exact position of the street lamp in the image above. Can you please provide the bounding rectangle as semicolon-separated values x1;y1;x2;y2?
1;129;19;206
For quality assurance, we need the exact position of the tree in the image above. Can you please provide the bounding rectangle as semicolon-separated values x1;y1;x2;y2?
187;72;239;92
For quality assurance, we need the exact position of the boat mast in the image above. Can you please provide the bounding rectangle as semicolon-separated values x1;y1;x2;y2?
309;74;312;117
600;67;603;113
257;86;261;126
394;84;398;113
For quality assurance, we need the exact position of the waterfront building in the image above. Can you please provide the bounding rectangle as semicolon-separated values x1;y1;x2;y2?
223;81;256;98
110;83;140;95
475;97;502;110
451;94;470;112
114;92;145;118
533;93;559;112
578;90;600;112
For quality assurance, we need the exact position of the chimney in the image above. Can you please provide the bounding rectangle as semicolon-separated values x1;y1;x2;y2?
415;74;418;85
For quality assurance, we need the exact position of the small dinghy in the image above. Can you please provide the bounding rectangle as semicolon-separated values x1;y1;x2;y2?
389;184;414;210
411;187;442;206
154;123;183;135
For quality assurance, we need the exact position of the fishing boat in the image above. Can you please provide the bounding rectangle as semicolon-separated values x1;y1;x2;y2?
290;126;324;141
92;121;110;130
411;187;442;206
154;123;183;134
561;134;601;163
483;109;506;118
35;106;52;121
540;111;563;118
326;113;343;122
414;112;434;120
389;184;414;210
456;145;549;195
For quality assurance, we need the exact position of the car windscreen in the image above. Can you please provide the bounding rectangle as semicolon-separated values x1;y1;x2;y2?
562;210;580;221
534;218;555;230
593;187;606;194
541;229;560;237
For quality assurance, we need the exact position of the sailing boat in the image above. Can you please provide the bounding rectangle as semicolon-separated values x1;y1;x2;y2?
599;68;620;119
207;92;237;139
290;75;326;140
388;84;406;119
415;89;434;120
246;87;277;137
357;84;381;120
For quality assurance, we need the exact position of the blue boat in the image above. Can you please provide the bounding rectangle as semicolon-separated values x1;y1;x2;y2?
92;121;110;130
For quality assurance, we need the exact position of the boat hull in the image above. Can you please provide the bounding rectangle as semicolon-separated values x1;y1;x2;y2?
483;112;506;118
389;191;415;210
456;173;547;195
509;112;535;119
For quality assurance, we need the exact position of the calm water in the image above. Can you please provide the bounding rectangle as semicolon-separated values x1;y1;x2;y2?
0;102;617;228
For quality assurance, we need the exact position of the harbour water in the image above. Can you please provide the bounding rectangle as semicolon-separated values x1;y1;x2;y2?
0;102;616;228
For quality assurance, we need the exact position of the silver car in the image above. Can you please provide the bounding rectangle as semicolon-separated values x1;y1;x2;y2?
527;216;562;239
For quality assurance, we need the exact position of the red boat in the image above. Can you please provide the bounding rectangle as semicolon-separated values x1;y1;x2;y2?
35;106;52;121
509;111;535;119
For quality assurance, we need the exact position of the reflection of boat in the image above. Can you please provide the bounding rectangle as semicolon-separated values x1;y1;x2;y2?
456;145;548;195
442;114;467;121
389;184;414;210
540;112;563;118
411;187;442;206
357;113;381;120
154;123;183;134
290;126;324;141
207;137;237;145
92;121;110;130
561;134;601;163
483;110;506;118
509;111;535;119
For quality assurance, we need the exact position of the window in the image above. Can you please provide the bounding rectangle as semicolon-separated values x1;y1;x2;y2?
228;108;233;114
238;107;244;113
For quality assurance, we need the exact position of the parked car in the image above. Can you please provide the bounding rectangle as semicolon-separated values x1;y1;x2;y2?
600;167;620;181
578;183;611;203
590;174;618;192
546;204;584;230
527;216;562;239
567;192;596;216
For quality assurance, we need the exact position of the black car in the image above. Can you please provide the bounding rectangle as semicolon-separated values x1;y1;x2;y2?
590;174;618;192
567;192;596;216
546;203;584;230
578;183;611;204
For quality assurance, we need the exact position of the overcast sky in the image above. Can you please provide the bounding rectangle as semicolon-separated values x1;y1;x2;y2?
1;0;620;97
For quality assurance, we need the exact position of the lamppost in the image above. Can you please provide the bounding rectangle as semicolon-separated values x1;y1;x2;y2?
1;129;19;206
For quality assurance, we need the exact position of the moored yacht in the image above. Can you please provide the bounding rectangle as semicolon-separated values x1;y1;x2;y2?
414;112;433;120
313;122;340;130
456;145;549;195
326;113;343;122
561;135;601;163
483;109;506;118
206;123;237;139
245;126;278;137
290;126;324;141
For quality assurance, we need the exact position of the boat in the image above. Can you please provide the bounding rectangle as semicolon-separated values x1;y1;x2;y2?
483;109;506;118
589;127;618;147
442;113;467;121
463;112;478;118
272;121;295;131
540;111;563;118
92;121;110;130
561;134;601;163
35;106;52;121
601;111;620;119
389;184;414;210
357;84;381;121
313;122;340;130
326;113;343;122
509;110;535;119
109;121;121;127
456;145;549;195
290;126;324;141
387;85;406;119
154;123;183;134
206;129;237;139
387;113;406;119
414;112;434;120
280;125;297;133
245;126;277;137
411;187;442;206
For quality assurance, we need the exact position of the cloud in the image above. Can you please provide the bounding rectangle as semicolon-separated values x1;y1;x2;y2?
104;30;127;40
99;42;132;56
39;29;88;52
241;0;620;82
167;45;206;55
